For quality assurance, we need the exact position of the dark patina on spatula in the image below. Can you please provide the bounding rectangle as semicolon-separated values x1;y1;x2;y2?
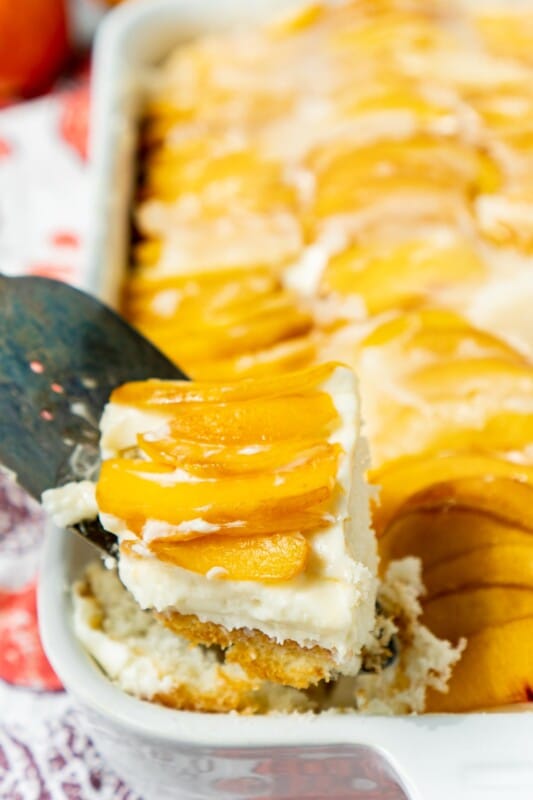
0;274;187;555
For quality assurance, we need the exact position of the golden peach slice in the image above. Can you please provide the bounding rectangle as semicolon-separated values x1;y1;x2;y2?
361;309;470;348
371;405;533;469
419;411;533;458
131;505;330;542
145;148;297;212
314;174;463;219
111;362;339;407
407;357;533;401
149;304;313;363
371;453;533;534
340;79;453;123
190;334;317;381
149;393;337;445
97;446;339;527
406;327;525;363
139;532;309;582
422;587;533;642
268;2;323;36
379;507;533;570
392;477;533;534
424;544;533;599
313;135;486;194
126;270;280;327
426;617;533;712
126;267;277;300
138;436;332;475
321;238;486;313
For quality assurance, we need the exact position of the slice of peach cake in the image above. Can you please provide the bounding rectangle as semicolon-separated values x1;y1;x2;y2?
93;361;377;689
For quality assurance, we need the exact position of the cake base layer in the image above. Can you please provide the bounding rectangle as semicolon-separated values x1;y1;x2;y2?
74;564;312;714
157;610;339;689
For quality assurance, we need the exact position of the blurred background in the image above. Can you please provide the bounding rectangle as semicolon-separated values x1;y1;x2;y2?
0;0;110;104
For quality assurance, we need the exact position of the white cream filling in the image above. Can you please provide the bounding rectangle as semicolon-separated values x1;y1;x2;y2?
103;366;377;672
467;270;533;356
42;480;99;527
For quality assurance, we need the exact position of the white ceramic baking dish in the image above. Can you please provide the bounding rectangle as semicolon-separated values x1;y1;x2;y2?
39;2;533;799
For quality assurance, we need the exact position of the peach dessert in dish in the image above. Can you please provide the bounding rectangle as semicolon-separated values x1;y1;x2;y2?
46;0;533;714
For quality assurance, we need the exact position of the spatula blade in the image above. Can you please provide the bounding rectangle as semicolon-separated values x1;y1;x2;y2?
0;274;185;500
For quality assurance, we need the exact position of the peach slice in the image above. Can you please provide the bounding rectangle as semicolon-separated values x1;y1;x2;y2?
126;267;278;301
144;289;305;335
268;2;323;36
371;405;533;468
126;269;280;326
362;309;471;348
134;532;309;582
145;147;298;212
407;357;533;401
405;327;525;363
340;78;453;123
379;507;533;570
426;617;533;712
148;303;313;364
390;477;533;534
321;238;486;313
111;362;339;407
371;453;533;534
190;334;317;381
138;436;333;475
314;173;464;218
143;393;337;445
418;411;533;458
131;238;162;268
313;136;490;199
131;505;330;542
423;544;533;599
96;446;339;527
422;587;533;642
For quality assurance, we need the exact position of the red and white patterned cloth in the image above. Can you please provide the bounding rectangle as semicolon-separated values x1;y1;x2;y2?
0;85;140;800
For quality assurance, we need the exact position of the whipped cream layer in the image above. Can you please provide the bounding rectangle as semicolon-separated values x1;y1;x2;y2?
100;365;378;673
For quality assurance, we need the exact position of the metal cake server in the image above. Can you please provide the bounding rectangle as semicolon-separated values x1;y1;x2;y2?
0;274;187;555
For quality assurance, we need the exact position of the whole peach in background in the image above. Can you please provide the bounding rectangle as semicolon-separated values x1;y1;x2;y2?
0;0;69;99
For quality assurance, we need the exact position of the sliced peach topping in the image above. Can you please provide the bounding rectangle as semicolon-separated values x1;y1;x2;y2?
99;363;348;582
144;147;298;213
380;506;533;570
97;445;340;528
426;617;533;712
379;476;533;570
389;477;533;534
361;309;472;348
312;136;499;216
321;238;486;313
148;532;309;582
417;411;533;458
189;334;316;381
423;587;533;642
147;303;313;364
138;436;334;476
371;453;533;534
138;393;337;445
128;505;331;542
424;544;533;599
111;361;339;407
407;357;533;400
